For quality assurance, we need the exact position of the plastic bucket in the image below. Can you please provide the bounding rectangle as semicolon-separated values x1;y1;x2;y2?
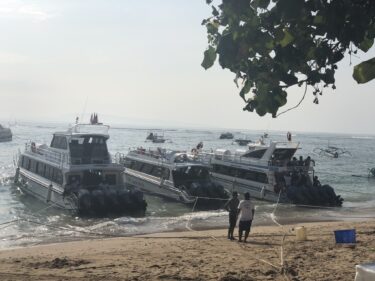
334;229;356;244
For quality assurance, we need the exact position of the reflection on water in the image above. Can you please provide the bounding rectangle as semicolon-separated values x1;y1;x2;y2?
0;123;374;248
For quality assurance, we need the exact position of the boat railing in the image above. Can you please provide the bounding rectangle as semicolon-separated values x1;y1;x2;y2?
25;142;70;167
69;123;110;135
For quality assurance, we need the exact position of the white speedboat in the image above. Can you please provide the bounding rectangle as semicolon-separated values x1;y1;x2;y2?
0;124;12;142
117;147;229;209
197;140;343;207
14;122;147;216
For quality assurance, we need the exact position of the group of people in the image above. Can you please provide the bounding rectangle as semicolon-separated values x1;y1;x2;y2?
224;191;255;243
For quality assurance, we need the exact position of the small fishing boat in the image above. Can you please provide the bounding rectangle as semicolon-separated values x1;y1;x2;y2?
313;146;351;158
197;140;343;207
146;132;166;143
116;147;229;209
14;119;147;216
0;124;12;142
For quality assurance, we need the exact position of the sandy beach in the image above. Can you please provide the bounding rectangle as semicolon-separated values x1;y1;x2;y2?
0;220;374;281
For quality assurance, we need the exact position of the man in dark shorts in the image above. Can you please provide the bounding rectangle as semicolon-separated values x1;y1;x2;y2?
224;191;239;240
237;192;255;243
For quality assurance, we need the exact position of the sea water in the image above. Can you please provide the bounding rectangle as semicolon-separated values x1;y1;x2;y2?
0;122;374;249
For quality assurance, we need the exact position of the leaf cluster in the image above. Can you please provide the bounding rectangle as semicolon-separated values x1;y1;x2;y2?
202;0;375;117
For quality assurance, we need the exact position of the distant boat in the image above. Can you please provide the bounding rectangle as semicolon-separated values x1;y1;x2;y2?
0;124;12;142
219;132;234;139
234;139;252;146
146;132;166;143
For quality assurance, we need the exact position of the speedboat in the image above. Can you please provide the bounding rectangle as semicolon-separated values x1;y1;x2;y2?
0;124;12;142
197;139;343;207
14;120;147;216
116;147;229;209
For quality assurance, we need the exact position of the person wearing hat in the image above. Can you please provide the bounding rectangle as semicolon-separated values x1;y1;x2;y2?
224;191;240;240
237;192;255;243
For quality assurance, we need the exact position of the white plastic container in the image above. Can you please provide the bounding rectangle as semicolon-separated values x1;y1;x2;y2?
355;263;375;281
295;226;307;241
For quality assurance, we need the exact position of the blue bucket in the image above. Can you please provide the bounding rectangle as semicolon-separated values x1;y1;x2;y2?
334;229;356;244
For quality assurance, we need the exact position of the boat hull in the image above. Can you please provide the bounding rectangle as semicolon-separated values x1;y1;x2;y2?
211;173;289;203
16;168;147;216
17;169;77;211
124;170;228;209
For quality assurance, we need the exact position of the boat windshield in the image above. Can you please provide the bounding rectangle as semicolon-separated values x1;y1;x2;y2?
69;136;109;164
172;165;210;186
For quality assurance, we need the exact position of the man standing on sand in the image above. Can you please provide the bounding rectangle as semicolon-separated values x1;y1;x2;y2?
237;192;255;243
224;191;239;240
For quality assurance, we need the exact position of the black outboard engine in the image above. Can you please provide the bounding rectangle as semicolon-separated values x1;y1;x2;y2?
286;184;343;207
185;181;229;209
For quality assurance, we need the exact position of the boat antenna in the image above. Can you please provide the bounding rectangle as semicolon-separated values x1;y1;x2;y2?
80;96;89;123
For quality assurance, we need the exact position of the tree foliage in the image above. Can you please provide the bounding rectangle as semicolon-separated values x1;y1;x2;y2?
202;0;375;117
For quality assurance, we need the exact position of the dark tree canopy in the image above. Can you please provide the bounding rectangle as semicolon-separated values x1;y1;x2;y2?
202;0;375;117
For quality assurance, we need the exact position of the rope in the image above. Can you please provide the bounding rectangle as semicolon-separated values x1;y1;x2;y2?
185;197;199;231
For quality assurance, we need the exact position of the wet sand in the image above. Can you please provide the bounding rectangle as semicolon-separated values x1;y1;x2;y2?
0;220;374;281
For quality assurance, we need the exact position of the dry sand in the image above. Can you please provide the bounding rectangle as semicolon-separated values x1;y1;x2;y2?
0;220;374;281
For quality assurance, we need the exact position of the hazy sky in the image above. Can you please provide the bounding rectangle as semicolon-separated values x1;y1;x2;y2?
0;0;374;134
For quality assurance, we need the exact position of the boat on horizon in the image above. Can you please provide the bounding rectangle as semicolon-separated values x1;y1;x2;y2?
14;120;147;216
196;139;343;207
0;124;12;142
116;147;229;209
219;132;234;139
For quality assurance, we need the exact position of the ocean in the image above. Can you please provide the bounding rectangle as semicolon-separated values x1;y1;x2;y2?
0;122;374;249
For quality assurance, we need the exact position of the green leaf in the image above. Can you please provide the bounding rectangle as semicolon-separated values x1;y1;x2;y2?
359;37;374;52
239;79;252;101
353;57;375;84
201;46;217;70
280;30;294;47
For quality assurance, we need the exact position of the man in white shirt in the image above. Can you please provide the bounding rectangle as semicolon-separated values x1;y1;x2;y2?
237;192;255;243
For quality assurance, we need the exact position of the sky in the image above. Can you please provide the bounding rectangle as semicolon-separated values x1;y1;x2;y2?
0;0;374;134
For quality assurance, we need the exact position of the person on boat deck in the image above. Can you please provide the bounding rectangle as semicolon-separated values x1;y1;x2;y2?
298;156;304;166
237;192;255;243
224;191;239;241
304;156;311;167
287;131;292;141
313;176;321;187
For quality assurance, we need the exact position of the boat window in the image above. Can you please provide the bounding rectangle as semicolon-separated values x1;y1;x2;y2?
26;158;31;171
172;166;210;186
141;163;154;175
37;162;44;176
69;136;109;164
242;149;267;159
150;166;163;178
68;175;81;185
51;168;63;185
272;149;296;161
132;161;144;172
105;174;116;185
213;164;268;184
161;167;170;179
51;136;68;150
